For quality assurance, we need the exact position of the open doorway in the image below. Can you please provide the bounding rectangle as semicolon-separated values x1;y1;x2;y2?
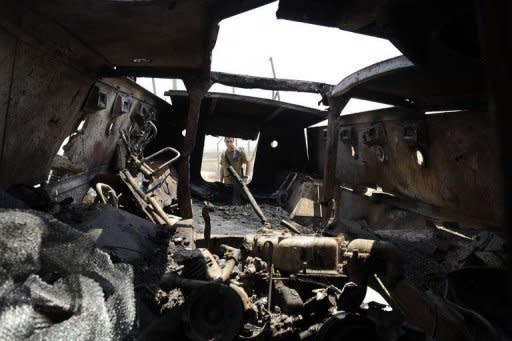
200;135;259;183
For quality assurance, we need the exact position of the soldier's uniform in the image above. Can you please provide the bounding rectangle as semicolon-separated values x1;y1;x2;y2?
220;148;249;184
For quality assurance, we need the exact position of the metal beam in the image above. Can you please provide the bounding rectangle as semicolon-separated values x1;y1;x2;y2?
99;66;204;79
177;77;210;219
210;71;333;96
322;96;349;207
330;56;414;98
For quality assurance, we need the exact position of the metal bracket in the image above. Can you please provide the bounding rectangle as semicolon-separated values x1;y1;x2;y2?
363;122;387;146
83;85;107;112
402;120;427;147
339;127;357;145
119;92;133;114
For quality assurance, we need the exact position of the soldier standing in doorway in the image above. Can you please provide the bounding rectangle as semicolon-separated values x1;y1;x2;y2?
220;137;251;204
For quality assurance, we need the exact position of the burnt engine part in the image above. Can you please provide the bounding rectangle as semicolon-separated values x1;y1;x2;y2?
160;228;498;340
248;233;346;274
161;230;401;340
182;283;245;341
202;202;214;250
314;312;378;341
280;219;302;235
173;249;223;281
273;279;304;315
95;182;119;207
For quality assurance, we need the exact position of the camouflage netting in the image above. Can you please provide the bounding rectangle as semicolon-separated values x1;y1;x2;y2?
0;209;136;340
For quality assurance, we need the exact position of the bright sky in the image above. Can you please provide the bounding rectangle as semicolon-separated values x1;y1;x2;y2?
137;1;401;150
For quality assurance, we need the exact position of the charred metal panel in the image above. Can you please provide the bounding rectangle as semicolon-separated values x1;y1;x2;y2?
335;108;502;228
277;0;481;70
277;0;378;34
190;127;207;183
49;78;172;202
0;6;106;74
0;39;92;187
330;55;486;111
287;177;325;226
306;126;327;177
11;0;272;72
0;5;111;187
336;187;430;230
251;118;310;191
164;91;326;140
0;30;17;168
63;78;165;170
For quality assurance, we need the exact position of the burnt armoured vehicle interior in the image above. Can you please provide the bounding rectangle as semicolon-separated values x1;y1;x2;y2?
0;1;510;340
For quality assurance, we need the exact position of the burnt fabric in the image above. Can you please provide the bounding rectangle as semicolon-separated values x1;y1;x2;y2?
0;209;135;340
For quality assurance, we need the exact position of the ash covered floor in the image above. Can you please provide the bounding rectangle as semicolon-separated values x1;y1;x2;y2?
191;198;291;234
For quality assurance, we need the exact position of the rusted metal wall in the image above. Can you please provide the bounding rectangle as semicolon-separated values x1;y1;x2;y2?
147;101;186;157
251;118;310;191
0;6;103;187
306;126;327;177
64;78;170;170
47;78;173;201
0;41;92;187
0;30;17;171
190;127;206;183
335;108;503;228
